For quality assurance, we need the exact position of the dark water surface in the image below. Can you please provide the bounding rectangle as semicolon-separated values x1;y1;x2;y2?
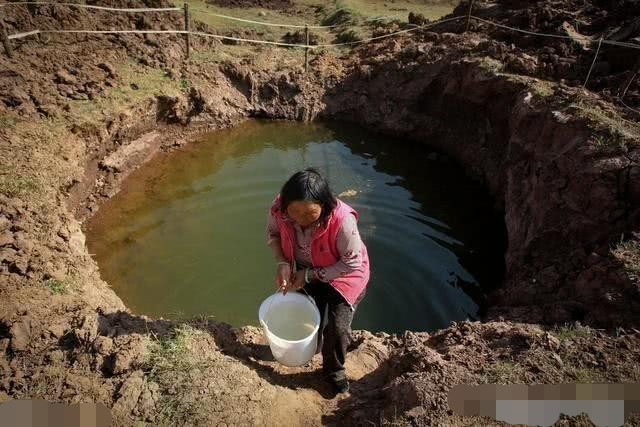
86;120;506;333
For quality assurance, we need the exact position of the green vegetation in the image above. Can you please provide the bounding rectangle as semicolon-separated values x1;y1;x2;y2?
46;279;67;294
67;60;183;127
572;100;640;144
551;323;593;340
572;367;597;383
477;57;504;73
178;0;456;53
0;114;17;129
0;173;39;198
481;361;525;384
612;237;640;275
146;324;210;425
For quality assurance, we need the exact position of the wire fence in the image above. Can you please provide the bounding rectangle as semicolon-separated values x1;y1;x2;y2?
0;1;639;114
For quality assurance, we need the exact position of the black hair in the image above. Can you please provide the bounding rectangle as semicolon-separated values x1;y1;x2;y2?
280;168;337;226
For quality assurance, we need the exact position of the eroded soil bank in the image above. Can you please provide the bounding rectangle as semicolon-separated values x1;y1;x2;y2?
1;0;639;425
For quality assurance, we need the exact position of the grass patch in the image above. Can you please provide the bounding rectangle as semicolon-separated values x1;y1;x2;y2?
612;236;640;276
0;173;39;198
572;367;597;383
181;0;455;50
0;115;17;129
65;61;182;127
45;279;67;295
334;28;365;44
482;361;525;384
191;44;306;71
146;324;211;425
551;323;593;340
529;80;555;97
572;100;640;143
477;57;504;73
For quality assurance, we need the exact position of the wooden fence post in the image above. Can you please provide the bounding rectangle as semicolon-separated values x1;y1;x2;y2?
184;3;190;59
465;0;475;32
0;21;13;59
304;24;309;73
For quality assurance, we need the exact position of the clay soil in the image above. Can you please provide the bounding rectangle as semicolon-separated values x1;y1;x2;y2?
0;0;639;425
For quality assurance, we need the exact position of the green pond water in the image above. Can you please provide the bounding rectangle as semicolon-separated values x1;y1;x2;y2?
86;120;506;333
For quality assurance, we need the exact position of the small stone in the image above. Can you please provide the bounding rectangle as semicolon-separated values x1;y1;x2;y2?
0;217;9;232
0;231;13;247
11;259;28;275
13;232;33;253
55;70;77;85
92;336;113;356
46;350;64;363
48;323;66;338
9;319;31;352
0;248;17;263
57;227;70;242
0;339;9;353
97;62;117;78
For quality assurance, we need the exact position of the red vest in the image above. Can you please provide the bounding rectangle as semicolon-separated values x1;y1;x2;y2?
270;195;370;305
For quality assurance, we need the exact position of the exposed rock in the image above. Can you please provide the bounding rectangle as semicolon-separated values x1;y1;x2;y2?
0;231;14;247
9;319;32;352
92;336;113;356
106;335;147;375
54;70;77;85
97;62;117;78
99;132;159;172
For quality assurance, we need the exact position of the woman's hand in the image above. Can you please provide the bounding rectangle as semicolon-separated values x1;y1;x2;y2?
275;262;291;292
283;270;306;295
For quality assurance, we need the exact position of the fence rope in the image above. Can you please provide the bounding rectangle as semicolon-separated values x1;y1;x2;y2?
7;29;39;40
6;16;465;47
315;16;465;47
2;1;433;30
583;37;603;89
188;7;334;29
3;1;640;51
3;10;639;114
6;14;640;51
619;97;640;115
0;2;181;12
471;16;575;40
188;7;408;29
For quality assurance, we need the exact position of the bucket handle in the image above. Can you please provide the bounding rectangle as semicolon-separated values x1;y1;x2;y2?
261;287;317;333
300;287;318;309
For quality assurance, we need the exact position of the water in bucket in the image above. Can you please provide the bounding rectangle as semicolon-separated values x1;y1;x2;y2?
259;292;321;366
264;304;317;341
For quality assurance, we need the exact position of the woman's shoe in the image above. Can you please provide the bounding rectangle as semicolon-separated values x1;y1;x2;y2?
332;377;349;394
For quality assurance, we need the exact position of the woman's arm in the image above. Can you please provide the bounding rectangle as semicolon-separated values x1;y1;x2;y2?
312;214;362;282
266;210;287;263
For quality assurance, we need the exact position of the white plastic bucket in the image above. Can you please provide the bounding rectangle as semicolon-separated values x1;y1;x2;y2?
258;292;321;367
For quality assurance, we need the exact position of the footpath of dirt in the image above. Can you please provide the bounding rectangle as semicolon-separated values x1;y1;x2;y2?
0;0;639;425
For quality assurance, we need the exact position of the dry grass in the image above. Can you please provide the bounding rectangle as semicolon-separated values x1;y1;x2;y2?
180;0;456;50
145;324;212;425
551;323;593;340
572;100;640;143
66;60;183;128
612;236;640;276
480;361;525;384
0;117;82;207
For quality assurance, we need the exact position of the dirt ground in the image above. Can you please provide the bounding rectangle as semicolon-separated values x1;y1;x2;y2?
0;0;639;425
